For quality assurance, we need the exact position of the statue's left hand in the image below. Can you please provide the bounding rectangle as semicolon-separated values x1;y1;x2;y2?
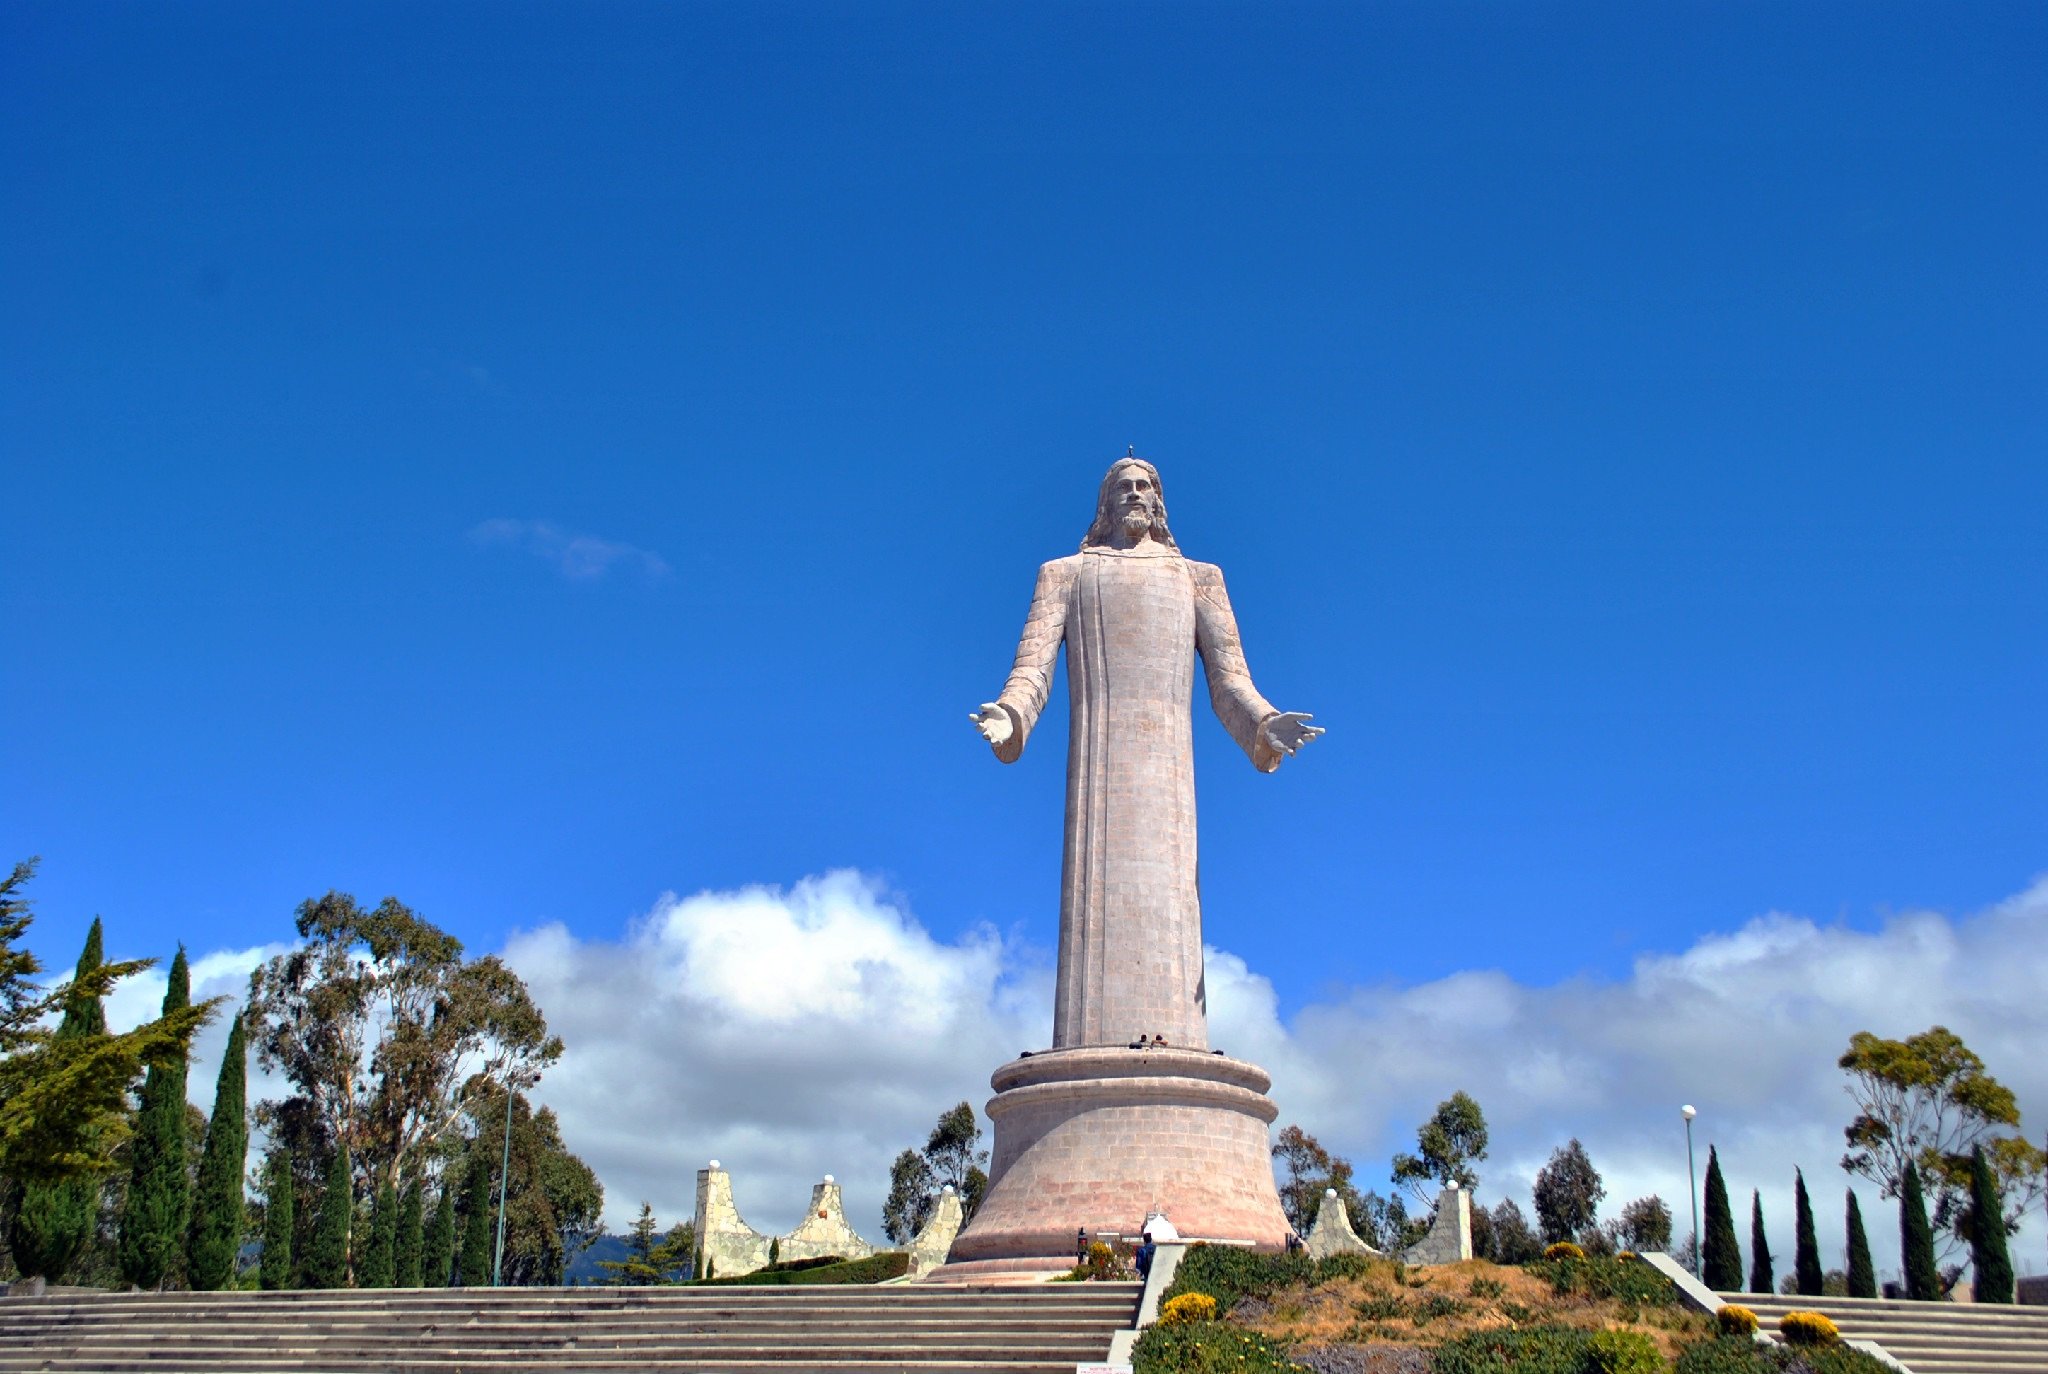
1261;712;1325;757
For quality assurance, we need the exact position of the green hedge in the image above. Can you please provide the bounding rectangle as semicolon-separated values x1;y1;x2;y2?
1432;1327;1596;1374
1160;1243;1314;1313
1131;1319;1303;1374
693;1251;910;1285
1527;1256;1679;1307
1431;1327;1665;1374
1674;1337;1896;1374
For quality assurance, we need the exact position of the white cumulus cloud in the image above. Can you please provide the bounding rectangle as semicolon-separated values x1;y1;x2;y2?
121;871;2048;1289
504;870;2048;1285
501;871;1051;1237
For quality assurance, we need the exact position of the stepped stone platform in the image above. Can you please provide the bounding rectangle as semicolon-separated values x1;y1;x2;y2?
0;1281;1141;1374
1720;1289;2048;1374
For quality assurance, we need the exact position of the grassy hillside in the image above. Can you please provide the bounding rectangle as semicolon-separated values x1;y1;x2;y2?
1137;1246;1894;1374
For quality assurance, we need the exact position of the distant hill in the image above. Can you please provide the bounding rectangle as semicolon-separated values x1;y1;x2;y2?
563;1232;634;1286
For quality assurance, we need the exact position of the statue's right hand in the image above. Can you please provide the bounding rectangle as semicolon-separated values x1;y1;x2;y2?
971;702;1015;749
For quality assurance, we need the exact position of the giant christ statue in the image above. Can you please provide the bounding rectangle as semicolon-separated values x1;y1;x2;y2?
939;457;1320;1276
972;458;1322;1048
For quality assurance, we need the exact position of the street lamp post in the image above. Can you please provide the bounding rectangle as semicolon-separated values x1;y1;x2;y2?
1682;1105;1700;1277
492;1076;519;1287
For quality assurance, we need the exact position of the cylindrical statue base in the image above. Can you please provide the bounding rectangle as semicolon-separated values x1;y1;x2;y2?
925;1045;1292;1280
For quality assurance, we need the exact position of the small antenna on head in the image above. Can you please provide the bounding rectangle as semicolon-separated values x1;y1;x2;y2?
1127;444;1135;457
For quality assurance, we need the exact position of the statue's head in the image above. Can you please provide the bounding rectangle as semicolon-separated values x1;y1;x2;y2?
1081;457;1177;551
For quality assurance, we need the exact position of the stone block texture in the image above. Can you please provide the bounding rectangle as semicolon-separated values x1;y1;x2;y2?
940;1046;1291;1270
1304;1190;1380;1261
693;1166;959;1280
1402;1184;1473;1266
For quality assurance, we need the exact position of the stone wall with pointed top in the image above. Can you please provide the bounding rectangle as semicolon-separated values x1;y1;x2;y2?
1403;1184;1473;1266
690;1165;965;1280
1298;1184;1472;1266
1303;1188;1380;1260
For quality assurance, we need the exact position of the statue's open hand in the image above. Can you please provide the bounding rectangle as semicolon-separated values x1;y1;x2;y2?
1261;711;1325;757
971;702;1015;749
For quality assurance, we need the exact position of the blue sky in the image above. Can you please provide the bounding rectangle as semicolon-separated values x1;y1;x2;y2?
6;4;2046;1261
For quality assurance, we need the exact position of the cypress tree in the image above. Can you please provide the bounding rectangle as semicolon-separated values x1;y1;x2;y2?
305;1142;353;1289
424;1184;456;1287
260;1146;295;1289
1966;1145;2014;1303
1793;1169;1823;1296
1748;1190;1773;1293
119;946;192;1289
459;1156;494;1285
395;1179;425;1288
1900;1159;1939;1300
358;1180;398;1288
1701;1146;1742;1291
187;1012;249;1290
1845;1190;1876;1298
7;919;110;1282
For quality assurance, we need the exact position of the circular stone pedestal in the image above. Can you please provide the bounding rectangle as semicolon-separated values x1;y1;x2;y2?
929;1045;1291;1278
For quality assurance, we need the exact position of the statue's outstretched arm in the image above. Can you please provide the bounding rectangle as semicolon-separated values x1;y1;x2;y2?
1193;563;1323;772
972;559;1072;764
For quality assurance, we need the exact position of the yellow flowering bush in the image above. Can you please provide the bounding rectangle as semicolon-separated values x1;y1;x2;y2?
1544;1241;1586;1260
1779;1310;1840;1346
1160;1292;1220;1326
1715;1304;1758;1336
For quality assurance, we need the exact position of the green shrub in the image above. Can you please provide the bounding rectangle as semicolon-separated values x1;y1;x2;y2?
1675;1337;1895;1374
1470;1275;1507;1299
693;1251;908;1285
1411;1291;1467;1325
1770;1348;1895;1374
1586;1329;1662;1374
1529;1255;1677;1306
1131;1319;1303;1374
1676;1337;1773;1374
1432;1326;1593;1374
1161;1243;1313;1314
1312;1251;1382;1283
755;1253;845;1274
1353;1292;1405;1321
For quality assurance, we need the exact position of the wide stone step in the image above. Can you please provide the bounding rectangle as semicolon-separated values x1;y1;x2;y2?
0;1284;1139;1374
1;1300;1136;1323
1724;1294;2048;1323
3;1318;1120;1337
1709;1288;2048;1374
8;1351;1114;1359
0;1306;1133;1325
6;1288;1138;1309
0;1362;1089;1374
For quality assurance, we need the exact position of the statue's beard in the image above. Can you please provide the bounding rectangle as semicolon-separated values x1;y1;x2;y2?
1120;506;1154;539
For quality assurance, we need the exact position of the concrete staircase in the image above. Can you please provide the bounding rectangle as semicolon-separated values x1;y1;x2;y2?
0;1282;1142;1374
1720;1290;2048;1374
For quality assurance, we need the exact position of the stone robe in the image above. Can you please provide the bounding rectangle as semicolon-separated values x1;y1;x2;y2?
994;543;1282;1050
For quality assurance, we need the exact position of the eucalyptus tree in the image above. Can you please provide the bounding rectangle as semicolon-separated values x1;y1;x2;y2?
247;892;563;1198
1391;1091;1489;1207
1840;1025;2045;1260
